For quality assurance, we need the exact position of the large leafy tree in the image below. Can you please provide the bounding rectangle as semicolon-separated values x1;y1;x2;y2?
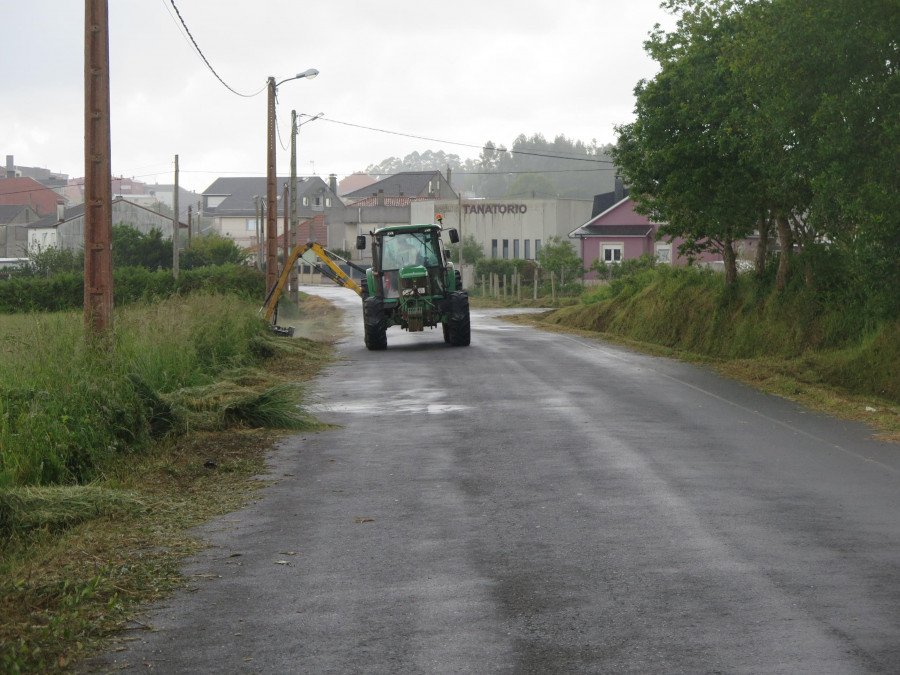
614;0;898;302
614;0;760;283
736;0;900;306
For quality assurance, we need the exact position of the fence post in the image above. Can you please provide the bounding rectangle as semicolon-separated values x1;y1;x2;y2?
551;271;556;302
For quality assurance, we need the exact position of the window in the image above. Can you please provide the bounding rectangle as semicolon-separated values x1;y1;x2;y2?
513;239;520;258
524;239;530;259
325;197;332;207
246;218;258;232
502;239;509;259
535;239;542;257
302;196;309;206
655;245;672;263
491;239;498;258
602;244;624;263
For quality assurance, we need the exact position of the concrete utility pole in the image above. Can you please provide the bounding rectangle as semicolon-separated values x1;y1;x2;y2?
173;154;179;279
84;0;114;341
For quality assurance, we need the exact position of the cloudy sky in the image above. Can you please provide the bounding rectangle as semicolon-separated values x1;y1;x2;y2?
1;0;677;194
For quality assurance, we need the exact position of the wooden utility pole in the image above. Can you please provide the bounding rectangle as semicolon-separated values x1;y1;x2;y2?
265;77;278;294
173;154;180;279
187;205;192;246
289;110;299;303
84;0;114;341
283;182;290;278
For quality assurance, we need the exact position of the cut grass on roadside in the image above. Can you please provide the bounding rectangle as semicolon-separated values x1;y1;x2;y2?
0;294;343;675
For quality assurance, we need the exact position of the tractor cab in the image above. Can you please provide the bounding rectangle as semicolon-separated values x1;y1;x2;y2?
355;220;469;350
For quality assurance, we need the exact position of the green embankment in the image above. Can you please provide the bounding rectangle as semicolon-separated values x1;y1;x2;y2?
540;266;899;405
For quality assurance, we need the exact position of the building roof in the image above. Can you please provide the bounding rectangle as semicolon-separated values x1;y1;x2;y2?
573;224;654;238
202;176;341;216
343;171;453;201
0;177;63;216
569;196;661;239
28;197;186;229
337;172;376;196
0;204;29;224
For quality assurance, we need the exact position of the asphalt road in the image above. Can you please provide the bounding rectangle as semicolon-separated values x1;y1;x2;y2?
88;286;900;674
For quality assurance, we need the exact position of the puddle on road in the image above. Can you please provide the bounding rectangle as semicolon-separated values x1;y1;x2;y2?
310;388;471;416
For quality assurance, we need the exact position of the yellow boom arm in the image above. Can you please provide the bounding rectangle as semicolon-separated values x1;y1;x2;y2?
262;243;363;323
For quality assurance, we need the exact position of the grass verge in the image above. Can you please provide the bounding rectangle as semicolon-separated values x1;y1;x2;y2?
0;294;343;674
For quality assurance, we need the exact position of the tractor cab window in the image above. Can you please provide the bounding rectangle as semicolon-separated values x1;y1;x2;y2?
381;232;440;270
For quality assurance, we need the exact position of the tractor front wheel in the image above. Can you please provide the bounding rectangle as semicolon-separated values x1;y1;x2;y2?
363;297;387;350
446;292;470;347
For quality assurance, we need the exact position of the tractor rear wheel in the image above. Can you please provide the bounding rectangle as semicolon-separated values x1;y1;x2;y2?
363;297;387;350
446;291;470;347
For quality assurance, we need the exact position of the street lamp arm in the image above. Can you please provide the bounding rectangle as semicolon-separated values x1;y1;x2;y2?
274;68;319;88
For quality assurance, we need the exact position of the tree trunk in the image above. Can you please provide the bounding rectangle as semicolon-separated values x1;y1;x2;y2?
755;214;770;278
722;236;737;285
775;213;794;291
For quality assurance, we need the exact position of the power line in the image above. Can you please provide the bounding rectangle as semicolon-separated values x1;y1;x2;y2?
166;0;265;98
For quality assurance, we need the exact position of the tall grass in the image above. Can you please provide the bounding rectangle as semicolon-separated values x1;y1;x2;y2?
0;294;304;488
550;265;899;403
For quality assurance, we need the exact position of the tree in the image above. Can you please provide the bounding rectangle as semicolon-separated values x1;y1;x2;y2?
17;244;83;277
613;0;761;284
448;234;485;265
181;233;249;269
536;236;585;285
506;173;557;199
112;224;171;270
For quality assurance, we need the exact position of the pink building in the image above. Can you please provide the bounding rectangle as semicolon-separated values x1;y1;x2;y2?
569;197;723;280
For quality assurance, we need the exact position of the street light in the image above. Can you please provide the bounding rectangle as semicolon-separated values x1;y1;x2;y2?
267;69;318;295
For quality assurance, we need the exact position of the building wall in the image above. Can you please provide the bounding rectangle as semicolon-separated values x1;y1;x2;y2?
420;198;592;260
29;201;178;252
0;224;30;257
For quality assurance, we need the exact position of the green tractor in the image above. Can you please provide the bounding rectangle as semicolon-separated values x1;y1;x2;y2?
356;217;470;350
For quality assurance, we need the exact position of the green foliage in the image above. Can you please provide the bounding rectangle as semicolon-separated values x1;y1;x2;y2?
0;294;288;487
614;0;899;309
0;264;264;314
113;224;172;270
448;234;486;265
475;257;529;280
506;173;557;199
15;244;84;277
181;233;249;269
567;262;896;402
536;236;585;283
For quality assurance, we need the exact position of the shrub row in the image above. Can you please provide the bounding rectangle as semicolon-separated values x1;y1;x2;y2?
0;264;264;313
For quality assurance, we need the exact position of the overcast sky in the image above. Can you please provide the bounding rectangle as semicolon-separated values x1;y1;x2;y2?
1;0;677;194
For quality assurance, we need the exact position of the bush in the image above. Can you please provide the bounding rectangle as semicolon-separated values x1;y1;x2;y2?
0;264;265;314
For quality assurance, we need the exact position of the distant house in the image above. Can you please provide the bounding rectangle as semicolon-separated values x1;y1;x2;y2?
201;176;342;252
0;177;64;217
0;204;40;257
28;197;186;252
569;195;724;278
342;171;457;204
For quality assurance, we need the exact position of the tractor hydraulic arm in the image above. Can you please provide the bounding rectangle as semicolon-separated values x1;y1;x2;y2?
262;243;364;322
